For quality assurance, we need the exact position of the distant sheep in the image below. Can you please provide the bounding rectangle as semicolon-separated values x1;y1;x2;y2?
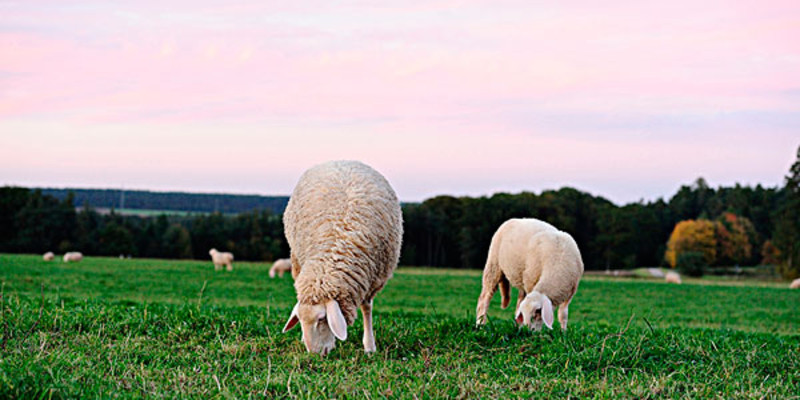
282;161;403;355
63;252;83;262
43;252;54;261
476;218;583;331
209;248;234;271
790;278;800;289
269;258;292;278
665;271;682;284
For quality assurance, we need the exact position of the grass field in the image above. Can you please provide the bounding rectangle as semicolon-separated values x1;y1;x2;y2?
0;254;798;398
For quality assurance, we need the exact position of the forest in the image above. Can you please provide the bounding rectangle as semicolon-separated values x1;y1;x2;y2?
2;147;798;278
40;188;290;214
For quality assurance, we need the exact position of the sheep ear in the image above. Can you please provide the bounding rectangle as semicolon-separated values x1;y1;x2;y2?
282;303;300;333
326;300;348;341
541;295;554;329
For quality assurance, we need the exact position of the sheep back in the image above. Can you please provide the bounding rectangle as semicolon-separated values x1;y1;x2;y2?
284;160;403;324
525;230;584;306
492;218;559;289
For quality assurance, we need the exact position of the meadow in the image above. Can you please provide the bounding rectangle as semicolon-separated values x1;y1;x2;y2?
0;254;797;398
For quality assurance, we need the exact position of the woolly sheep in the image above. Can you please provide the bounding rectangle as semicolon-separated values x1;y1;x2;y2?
63;252;83;262
281;160;403;355
209;248;234;271
790;278;800;289
476;218;583;331
269;258;292;278
665;271;682;284
43;252;54;261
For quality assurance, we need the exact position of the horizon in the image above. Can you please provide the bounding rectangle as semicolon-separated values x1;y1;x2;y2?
15;173;787;207
2;1;798;204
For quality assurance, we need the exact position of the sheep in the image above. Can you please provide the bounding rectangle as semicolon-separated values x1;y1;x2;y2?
43;252;54;261
665;271;682;284
269;258;292;278
209;248;234;271
63;252;83;262
475;218;583;331
281;160;403;355
790;278;800;289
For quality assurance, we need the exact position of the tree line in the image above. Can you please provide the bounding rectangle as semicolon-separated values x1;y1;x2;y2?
401;146;799;278
0;191;288;262
40;188;290;214
2;146;798;278
400;182;780;270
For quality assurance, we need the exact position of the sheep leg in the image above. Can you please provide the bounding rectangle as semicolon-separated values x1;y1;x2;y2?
214;263;221;271
476;260;504;325
226;263;233;272
558;299;572;331
361;299;376;353
499;275;512;309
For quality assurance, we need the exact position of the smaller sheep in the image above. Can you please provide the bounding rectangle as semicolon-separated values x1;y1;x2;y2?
63;252;83;262
269;258;292;278
43;252;55;261
209;248;234;271
476;218;583;331
790;278;800;289
665;271;682;284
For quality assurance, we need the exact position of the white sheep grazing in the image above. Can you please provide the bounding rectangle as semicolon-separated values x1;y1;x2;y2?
269;258;292;278
665;271;682;284
43;252;54;261
282;160;403;355
209;248;234;271
790;278;800;289
476;218;583;331
63;252;83;262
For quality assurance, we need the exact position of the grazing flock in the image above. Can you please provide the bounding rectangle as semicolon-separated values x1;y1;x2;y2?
35;160;800;356
278;160;582;355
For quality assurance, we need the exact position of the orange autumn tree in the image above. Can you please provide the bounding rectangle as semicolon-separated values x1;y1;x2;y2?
665;219;718;268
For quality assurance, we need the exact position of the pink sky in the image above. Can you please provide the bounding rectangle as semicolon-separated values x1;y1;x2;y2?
1;1;798;204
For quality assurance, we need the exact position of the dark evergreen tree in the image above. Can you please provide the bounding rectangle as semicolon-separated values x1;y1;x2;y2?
773;145;800;278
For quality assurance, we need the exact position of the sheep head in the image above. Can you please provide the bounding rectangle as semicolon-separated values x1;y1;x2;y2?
515;290;554;330
282;299;347;356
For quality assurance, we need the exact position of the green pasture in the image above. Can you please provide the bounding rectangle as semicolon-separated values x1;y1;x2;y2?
0;254;797;398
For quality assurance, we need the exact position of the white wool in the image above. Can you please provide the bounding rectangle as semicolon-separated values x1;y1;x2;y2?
476;218;583;331
269;258;292;278
665;271;682;284
209;248;234;271
63;252;83;262
282;160;402;354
